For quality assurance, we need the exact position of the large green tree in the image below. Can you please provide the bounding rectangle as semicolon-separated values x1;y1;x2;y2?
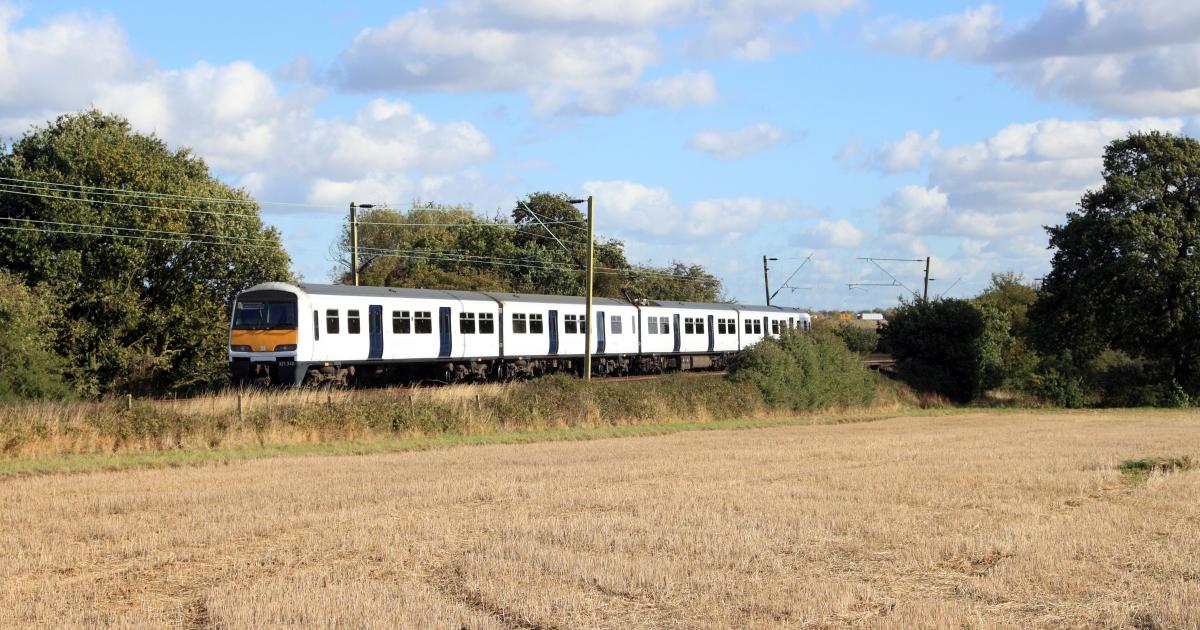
1030;132;1200;394
0;111;292;395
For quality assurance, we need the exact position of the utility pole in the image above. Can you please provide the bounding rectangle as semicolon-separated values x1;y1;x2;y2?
350;201;359;287
583;195;595;381
923;256;930;302
762;256;778;305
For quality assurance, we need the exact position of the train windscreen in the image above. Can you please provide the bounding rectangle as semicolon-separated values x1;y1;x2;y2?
232;300;297;330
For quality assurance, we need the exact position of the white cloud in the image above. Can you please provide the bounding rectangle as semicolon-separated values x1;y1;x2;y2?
875;1;1200;115
866;129;940;173
0;6;139;124
876;116;1184;240
640;70;720;110
481;0;696;27
333;9;660;94
875;5;1001;61
688;122;784;160
803;218;863;248
331;0;858;115
690;0;864;60
582;179;808;241
0;8;496;210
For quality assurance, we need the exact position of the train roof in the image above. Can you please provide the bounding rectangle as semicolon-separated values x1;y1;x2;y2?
735;304;810;314
293;283;496;302
247;283;810;315
482;292;631;307
283;283;630;307
643;300;739;311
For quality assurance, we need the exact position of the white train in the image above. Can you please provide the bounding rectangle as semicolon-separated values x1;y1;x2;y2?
229;282;812;386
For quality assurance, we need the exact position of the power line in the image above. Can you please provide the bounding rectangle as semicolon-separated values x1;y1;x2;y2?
1;180;714;285
0;185;571;245
0;185;261;219
1;217;278;244
3;221;715;284
0;223;282;249
361;246;715;283
0;175;332;209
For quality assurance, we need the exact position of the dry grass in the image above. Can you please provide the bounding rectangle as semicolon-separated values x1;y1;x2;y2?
2;409;1198;628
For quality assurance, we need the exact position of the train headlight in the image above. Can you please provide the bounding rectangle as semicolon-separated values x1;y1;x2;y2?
230;344;252;352
274;344;297;352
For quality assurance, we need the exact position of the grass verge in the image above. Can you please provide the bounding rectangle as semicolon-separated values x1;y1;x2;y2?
0;407;990;478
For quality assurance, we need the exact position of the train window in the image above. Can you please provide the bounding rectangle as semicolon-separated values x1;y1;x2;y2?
460;312;476;334
479;312;495;334
529;313;544;334
313;311;319;340
347;310;361;334
647;316;659;334
754;320;763;335
611;316;622;335
393;310;411;334
696;318;705;335
414;311;432;334
743;319;752;334
512;313;527;334
326;309;339;334
771;320;780;335
684;318;694;334
564;314;578;335
580;316;587;334
660;318;670;335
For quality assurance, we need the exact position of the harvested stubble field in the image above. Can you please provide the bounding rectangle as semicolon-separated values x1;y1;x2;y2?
2;409;1198;628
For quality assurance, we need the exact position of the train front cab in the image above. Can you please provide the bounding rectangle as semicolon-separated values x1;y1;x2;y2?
229;285;304;386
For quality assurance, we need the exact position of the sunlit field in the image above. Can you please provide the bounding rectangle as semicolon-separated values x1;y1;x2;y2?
2;409;1198;628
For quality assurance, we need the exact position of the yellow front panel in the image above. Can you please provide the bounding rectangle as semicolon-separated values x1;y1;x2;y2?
230;329;298;352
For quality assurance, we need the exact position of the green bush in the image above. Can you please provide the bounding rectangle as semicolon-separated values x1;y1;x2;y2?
727;330;876;411
0;273;71;400
833;322;879;354
1030;352;1090;408
880;298;985;404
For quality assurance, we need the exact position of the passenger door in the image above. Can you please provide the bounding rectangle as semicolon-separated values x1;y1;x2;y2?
596;311;606;354
368;305;383;359
438;307;452;358
548;309;559;355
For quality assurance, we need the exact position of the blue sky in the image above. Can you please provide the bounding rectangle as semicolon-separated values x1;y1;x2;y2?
4;0;1196;308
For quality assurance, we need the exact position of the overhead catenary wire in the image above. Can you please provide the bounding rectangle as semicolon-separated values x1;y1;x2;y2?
0;217;280;244
0;175;587;223
0;223;283;249
0;175;332;209
1;180;713;285
0;185;262;219
361;245;716;283
4;221;716;285
0;184;579;246
364;248;716;283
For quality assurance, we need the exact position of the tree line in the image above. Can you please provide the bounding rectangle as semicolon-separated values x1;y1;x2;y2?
878;132;1200;407
330;195;724;303
0;111;723;399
